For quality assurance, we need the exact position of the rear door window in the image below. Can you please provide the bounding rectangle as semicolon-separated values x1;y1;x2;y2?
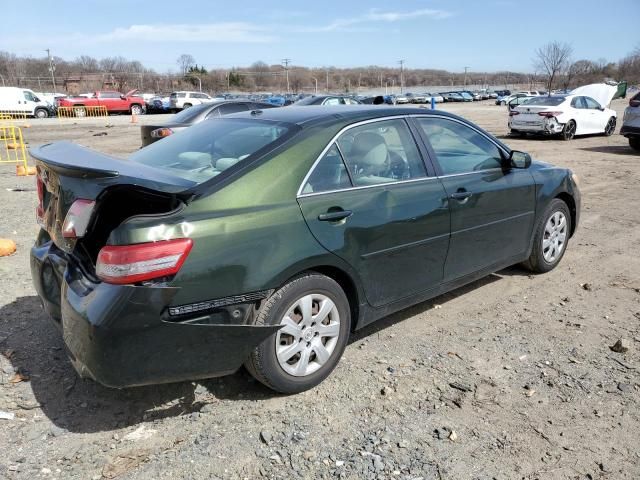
336;119;426;186
301;144;351;194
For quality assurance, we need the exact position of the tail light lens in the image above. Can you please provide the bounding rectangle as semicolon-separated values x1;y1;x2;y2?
62;199;95;238
96;238;193;285
538;111;562;118
509;111;520;116
150;127;173;139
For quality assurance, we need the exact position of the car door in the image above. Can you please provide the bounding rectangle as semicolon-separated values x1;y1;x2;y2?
297;117;450;307
569;96;589;134
583;96;607;132
414;116;536;281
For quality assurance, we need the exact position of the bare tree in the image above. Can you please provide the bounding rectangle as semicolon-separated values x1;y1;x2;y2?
534;41;573;93
176;54;195;75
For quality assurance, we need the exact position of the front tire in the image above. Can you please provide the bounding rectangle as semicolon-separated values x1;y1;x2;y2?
245;273;351;394
561;120;576;141
34;108;48;119
524;199;571;273
630;138;640;151
130;104;143;115
603;117;616;136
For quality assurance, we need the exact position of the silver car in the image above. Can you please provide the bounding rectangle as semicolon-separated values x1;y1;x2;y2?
621;91;640;151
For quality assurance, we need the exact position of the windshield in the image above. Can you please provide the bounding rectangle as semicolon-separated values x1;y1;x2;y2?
129;118;295;183
523;96;566;106
172;103;214;123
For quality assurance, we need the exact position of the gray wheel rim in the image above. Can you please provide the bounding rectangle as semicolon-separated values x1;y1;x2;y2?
542;211;567;263
275;293;340;377
605;118;615;135
132;105;142;115
565;122;575;139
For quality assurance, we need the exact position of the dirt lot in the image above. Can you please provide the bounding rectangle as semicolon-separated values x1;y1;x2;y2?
0;100;638;480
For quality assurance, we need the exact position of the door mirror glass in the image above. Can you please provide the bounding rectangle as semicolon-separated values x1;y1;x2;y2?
510;150;531;169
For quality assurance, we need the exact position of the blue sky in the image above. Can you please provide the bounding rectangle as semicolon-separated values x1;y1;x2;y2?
2;0;638;73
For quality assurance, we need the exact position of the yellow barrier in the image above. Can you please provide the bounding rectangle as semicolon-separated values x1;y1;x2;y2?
0;125;29;173
0;110;28;120
57;105;109;118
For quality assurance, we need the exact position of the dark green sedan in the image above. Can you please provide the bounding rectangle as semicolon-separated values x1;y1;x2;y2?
30;106;580;393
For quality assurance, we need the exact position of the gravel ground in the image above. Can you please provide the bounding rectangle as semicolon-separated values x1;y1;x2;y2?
0;101;638;480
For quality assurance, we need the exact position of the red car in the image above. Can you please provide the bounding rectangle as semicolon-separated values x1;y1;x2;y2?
57;90;145;116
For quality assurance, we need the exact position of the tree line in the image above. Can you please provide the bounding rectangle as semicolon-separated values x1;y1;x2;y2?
0;44;638;95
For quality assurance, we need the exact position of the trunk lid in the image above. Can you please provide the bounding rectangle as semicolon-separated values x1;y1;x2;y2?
31;141;195;254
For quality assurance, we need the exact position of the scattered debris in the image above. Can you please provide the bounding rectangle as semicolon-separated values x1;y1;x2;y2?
610;339;631;353
581;283;593;291
0;410;15;420
123;425;157;441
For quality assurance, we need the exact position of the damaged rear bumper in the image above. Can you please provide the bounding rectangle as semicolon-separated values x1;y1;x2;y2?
30;238;279;388
509;117;565;134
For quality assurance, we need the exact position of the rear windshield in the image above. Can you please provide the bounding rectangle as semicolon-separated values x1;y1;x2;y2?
523;96;566;106
130;118;295;183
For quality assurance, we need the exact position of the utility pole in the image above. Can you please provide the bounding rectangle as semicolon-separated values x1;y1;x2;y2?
311;77;318;95
398;60;405;94
325;68;330;93
45;49;56;93
282;58;291;93
463;66;469;87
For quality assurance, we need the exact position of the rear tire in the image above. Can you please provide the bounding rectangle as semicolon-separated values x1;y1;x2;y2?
603;117;616;136
630;138;640;151
523;198;572;273
561;120;576;141
74;106;86;118
245;273;351;394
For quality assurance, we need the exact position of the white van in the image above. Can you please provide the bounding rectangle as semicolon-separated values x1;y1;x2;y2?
0;87;54;118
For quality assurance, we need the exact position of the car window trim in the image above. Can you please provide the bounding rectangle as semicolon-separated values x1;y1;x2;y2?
296;115;432;197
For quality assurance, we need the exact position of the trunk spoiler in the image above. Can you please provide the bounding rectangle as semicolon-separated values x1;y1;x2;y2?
30;141;197;195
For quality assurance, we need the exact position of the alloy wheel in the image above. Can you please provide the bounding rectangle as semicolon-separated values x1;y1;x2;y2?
275;293;341;377
542;211;567;263
605;118;616;136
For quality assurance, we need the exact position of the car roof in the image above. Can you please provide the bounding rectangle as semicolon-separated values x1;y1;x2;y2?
227;105;465;128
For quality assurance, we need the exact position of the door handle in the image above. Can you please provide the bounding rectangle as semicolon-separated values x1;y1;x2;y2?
318;209;353;222
450;191;473;201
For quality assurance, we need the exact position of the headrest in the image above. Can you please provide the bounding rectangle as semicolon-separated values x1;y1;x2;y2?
216;157;240;170
351;132;388;167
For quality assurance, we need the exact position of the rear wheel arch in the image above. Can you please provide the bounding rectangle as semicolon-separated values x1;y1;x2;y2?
277;265;361;331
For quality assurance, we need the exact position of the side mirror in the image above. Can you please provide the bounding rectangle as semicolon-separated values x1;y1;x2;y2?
509;150;531;169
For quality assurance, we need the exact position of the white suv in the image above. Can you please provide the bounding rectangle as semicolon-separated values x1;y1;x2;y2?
169;91;217;110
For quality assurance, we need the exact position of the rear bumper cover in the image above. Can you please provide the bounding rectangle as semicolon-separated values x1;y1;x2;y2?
30;240;279;388
620;125;640;138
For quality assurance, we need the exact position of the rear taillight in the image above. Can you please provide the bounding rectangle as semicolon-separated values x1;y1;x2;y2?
509;111;520;116
62;199;95;238
150;127;173;139
96;238;193;285
538;111;562;118
36;175;45;223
